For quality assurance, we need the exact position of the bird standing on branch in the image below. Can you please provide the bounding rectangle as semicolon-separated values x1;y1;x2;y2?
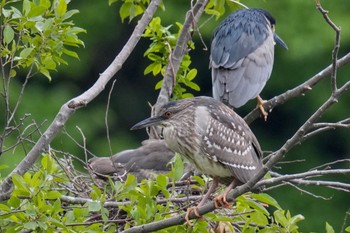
131;96;263;224
210;8;288;119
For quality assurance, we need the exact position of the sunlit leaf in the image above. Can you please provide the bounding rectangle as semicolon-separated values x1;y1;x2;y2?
56;0;67;17
45;191;62;199
326;222;335;233
19;48;34;58
251;193;282;210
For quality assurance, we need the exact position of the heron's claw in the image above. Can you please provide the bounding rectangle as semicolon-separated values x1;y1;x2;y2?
185;207;203;226
257;96;268;121
214;194;232;209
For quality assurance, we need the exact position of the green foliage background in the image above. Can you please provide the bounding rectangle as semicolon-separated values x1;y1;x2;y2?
1;0;349;232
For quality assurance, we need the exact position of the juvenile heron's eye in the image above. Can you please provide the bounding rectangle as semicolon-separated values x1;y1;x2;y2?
164;111;172;118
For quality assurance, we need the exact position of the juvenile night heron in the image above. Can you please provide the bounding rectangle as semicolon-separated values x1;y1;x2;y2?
88;140;174;181
210;8;288;119
131;96;263;224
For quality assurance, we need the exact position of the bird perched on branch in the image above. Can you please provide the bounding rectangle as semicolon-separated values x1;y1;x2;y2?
210;8;288;119
131;96;263;224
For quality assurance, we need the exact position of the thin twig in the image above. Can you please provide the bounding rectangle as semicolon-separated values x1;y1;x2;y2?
105;79;117;156
316;0;341;93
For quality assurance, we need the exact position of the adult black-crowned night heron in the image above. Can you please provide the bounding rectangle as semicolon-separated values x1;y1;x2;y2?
131;96;263;224
210;8;288;119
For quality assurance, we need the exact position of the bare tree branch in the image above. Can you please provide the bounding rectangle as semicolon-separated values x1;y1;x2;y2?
0;0;162;199
316;0;341;93
105;80;117;156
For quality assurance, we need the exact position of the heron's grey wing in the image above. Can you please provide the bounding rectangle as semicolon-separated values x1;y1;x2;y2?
197;104;263;183
210;10;274;107
226;34;275;107
210;10;271;69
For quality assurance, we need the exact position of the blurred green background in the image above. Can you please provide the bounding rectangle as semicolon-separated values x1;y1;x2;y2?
1;0;349;231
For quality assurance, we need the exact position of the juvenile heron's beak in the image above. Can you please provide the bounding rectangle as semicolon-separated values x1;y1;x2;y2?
131;116;164;130
274;33;288;50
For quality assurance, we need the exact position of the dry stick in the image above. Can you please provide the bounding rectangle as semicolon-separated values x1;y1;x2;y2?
265;170;350;192
316;0;341;93
0;0;162;200
105;79;117;156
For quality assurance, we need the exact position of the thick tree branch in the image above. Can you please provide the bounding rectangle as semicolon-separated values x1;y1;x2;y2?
0;0;162;200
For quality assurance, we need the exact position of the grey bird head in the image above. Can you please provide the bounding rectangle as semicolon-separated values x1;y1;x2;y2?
254;8;288;50
131;96;263;185
210;8;287;109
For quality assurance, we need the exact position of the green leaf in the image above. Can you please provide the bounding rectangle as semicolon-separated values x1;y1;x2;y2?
45;191;62;199
185;81;200;91
155;80;162;90
273;210;288;228
156;174;168;189
3;25;15;44
19;48;34;58
56;0;67;17
90;185;102;200
326;222;335;233
24;222;38;230
28;5;47;17
173;153;184;181
152;63;162;76
0;203;11;212
251;193;282;210
62;9;80;21
192;175;205;186
246;200;269;216
23;0;31;16
12;174;30;194
109;0;119;6
186;68;197;81
129;3;143;22
119;2;131;22
88;201;101;212
345;226;350;232
7;195;21;208
101;207;109;222
144;63;156;75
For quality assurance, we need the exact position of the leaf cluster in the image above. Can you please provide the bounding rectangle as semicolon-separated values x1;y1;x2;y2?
143;17;200;99
1;0;85;80
0;154;327;232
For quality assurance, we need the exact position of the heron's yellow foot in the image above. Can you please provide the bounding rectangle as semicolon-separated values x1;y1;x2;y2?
214;194;232;209
185;206;203;226
257;96;268;121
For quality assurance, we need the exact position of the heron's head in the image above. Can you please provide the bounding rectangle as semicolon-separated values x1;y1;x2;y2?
253;8;288;50
131;99;194;131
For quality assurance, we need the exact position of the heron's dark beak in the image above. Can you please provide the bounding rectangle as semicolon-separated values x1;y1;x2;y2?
274;33;288;50
131;116;164;130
